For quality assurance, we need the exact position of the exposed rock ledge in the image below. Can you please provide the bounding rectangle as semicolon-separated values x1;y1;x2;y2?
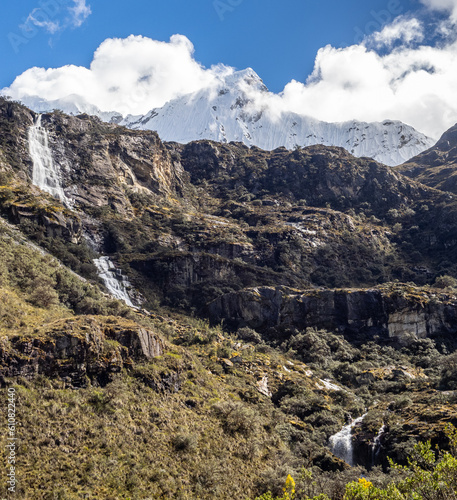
0;316;164;387
208;284;457;343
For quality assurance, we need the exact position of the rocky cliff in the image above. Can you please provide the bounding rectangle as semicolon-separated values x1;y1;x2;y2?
0;316;164;387
2;96;457;310
40;112;185;214
398;123;457;194
172;140;433;215
0;98;185;233
209;284;457;345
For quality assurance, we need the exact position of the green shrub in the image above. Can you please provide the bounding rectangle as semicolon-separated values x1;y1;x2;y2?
344;424;457;500
213;400;260;436
171;432;198;453
237;326;262;344
434;274;457;290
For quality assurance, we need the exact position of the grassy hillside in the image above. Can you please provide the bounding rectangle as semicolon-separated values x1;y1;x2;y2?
1;219;457;498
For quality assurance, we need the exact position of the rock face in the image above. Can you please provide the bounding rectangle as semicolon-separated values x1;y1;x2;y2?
7;201;82;243
398;123;457;194
172;140;434;216
130;251;303;306
0;98;185;217
208;285;457;343
38;113;185;215
110;324;163;360
0;97;35;176
387;310;428;340
0;317;164;387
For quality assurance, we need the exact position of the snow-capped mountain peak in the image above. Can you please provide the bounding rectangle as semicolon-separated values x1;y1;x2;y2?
119;69;435;166
18;94;123;124
8;67;435;166
221;68;269;92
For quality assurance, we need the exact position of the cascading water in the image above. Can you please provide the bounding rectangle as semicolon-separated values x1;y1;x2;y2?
372;424;386;467
94;256;135;308
329;414;367;466
28;115;71;206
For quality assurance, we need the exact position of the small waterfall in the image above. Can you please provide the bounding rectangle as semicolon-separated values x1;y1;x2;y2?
28;115;71;206
372;425;386;467
329;414;367;466
94;256;135;308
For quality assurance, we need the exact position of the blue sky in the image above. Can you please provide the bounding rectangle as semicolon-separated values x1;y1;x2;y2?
1;0;419;92
1;0;457;138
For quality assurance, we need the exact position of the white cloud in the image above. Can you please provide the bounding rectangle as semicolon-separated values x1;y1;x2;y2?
244;5;457;139
22;8;61;34
4;1;457;140
420;0;457;19
255;40;457;139
369;17;424;47
21;0;91;36
3;35;226;116
69;0;92;28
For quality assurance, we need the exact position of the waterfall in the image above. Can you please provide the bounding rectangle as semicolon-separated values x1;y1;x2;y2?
94;256;135;308
28;115;71;206
372;425;386;467
329;414;367;466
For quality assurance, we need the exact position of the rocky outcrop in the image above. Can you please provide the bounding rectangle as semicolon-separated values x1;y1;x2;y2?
398;123;457;194
0;98;186;218
130;251;304;310
40;113;185;214
0;98;35;177
107;323;163;359
173;140;432;216
0;316;164;387
208;285;457;343
8;200;82;243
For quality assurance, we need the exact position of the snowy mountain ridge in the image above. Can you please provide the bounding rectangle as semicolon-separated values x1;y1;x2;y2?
18;94;123;124
13;68;436;166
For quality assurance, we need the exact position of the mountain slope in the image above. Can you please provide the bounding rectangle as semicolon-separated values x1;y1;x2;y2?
2;97;457;498
17;93;123;124
397;123;457;193
1;96;455;308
